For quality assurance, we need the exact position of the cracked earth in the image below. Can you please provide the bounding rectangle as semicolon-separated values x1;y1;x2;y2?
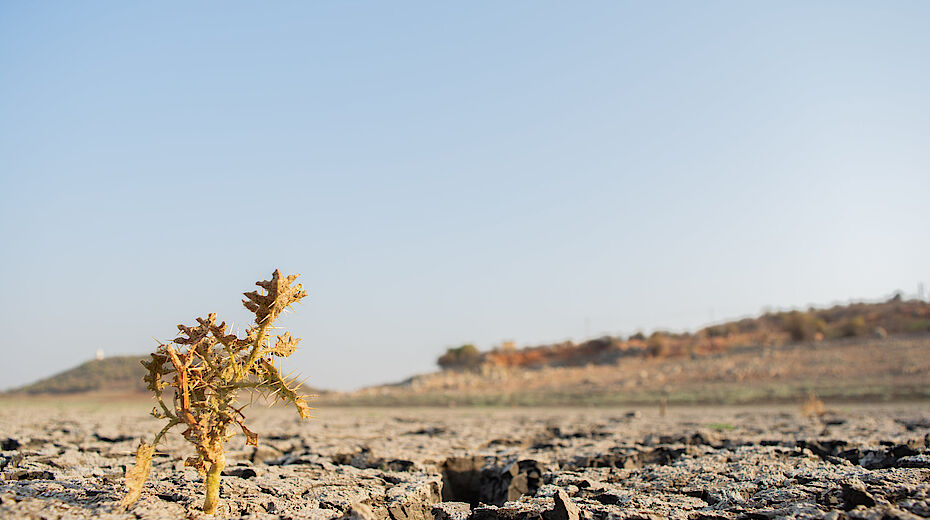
1;402;928;520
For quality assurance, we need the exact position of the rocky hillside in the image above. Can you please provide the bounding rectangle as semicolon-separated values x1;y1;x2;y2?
438;295;930;370
326;335;930;406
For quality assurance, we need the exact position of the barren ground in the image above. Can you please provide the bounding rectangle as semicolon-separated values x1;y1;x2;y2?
1;399;928;520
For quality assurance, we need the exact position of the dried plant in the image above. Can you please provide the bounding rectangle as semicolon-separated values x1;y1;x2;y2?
801;391;826;419
120;270;311;514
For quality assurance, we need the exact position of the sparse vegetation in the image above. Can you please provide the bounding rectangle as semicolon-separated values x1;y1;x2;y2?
437;344;482;370
121;270;311;515
907;319;930;333
646;332;670;358
837;316;867;338
782;311;827;342
801;392;826;419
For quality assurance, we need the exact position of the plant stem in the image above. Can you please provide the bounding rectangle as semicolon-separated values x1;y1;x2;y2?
202;450;226;515
242;322;270;374
152;419;179;446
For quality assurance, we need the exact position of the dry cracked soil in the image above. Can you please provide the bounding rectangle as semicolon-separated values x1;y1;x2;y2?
1;401;928;520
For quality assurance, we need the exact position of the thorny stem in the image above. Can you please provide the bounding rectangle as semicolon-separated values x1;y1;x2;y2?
225;344;241;380
202;450;226;515
153;419;180;446
229;381;263;389
150;364;176;421
242;321;271;375
156;396;175;420
193;347;220;375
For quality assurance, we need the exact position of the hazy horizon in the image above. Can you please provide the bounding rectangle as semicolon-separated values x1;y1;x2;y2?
10;289;928;393
2;2;928;391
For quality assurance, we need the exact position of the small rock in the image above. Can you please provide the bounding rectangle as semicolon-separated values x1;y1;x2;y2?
545;489;580;520
0;453;23;471
340;502;377;520
841;482;876;510
432;502;472;520
891;442;921;458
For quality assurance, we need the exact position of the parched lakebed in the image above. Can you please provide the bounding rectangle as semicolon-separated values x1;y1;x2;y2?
0;400;928;520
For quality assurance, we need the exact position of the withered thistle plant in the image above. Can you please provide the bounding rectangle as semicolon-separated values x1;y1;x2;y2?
801;391;826;419
121;270;311;515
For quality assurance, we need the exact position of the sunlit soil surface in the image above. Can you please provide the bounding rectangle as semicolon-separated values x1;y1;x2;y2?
1;399;928;519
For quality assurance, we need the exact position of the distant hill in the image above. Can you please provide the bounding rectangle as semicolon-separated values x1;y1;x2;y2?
327;335;930;407
317;295;930;406
11;295;930;405
437;295;930;370
9;355;325;397
12;355;149;394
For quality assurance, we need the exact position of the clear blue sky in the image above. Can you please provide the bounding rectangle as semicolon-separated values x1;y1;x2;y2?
1;2;928;391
